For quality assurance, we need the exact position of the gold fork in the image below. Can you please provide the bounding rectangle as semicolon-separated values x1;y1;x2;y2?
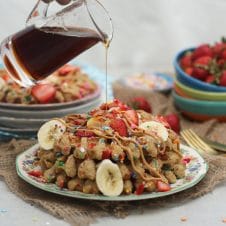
180;129;219;155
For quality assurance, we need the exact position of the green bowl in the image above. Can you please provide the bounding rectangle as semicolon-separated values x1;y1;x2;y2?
174;79;226;101
172;91;226;116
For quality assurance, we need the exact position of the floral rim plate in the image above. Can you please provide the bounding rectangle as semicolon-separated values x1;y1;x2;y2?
16;144;208;201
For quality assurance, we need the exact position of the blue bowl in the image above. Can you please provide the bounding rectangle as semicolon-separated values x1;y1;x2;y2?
173;48;226;92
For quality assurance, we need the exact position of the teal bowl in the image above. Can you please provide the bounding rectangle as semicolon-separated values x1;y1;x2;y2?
173;91;226;118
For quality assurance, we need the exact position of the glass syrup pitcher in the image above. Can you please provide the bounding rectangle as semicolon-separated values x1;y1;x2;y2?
0;0;113;87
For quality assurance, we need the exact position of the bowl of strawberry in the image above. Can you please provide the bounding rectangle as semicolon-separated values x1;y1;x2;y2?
174;39;226;92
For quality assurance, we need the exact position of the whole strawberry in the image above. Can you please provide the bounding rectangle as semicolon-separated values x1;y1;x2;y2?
131;97;152;113
194;56;212;66
220;49;226;61
191;67;208;80
165;113;180;134
205;74;215;84
192;44;213;60
213;42;226;56
180;54;192;69
220;71;226;86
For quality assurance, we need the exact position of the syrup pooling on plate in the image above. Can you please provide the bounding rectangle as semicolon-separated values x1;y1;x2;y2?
32;100;186;197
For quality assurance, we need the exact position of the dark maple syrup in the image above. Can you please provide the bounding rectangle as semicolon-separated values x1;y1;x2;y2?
11;25;104;81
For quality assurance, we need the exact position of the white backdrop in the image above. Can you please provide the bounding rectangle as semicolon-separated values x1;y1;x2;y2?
0;0;225;75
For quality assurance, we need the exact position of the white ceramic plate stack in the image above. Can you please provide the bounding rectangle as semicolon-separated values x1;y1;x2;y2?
0;62;111;138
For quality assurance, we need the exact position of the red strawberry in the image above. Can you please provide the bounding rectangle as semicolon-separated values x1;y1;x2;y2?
184;67;193;76
192;44;213;60
180;54;192;69
182;157;191;164
135;183;145;195
220;71;226;86
28;170;43;178
165;113;180;134
2;74;10;82
124;110;139;125
157;181;171;192
31;83;56;104
76;130;95;137
110;119;128;137
217;59;225;68
102;148;112;159
205;74;215;83
213;42;226;56
194;56;212;66
100;99;130;111
131;97;152;113
220;49;226;60
58;64;80;75
57;178;65;188
191;67;208;80
155;116;170;128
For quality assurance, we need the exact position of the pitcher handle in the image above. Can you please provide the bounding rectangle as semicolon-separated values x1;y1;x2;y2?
26;0;49;26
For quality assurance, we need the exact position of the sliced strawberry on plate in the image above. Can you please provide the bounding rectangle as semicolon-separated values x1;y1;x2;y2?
156;181;171;192
2;74;10;82
110;119;128;137
135;183;145;195
31;83;56;104
124;110;139;125
154;116;170;128
102;148;112;159
76;130;95;137
58;64;80;75
57;178;65;188
28;170;43;178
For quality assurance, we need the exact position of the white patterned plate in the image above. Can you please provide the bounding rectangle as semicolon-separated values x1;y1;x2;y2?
16;144;208;201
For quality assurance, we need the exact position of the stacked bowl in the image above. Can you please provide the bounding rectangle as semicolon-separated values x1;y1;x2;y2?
173;44;226;122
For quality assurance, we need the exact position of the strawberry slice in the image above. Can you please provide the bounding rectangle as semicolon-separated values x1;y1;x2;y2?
28;170;43;178
182;157;191;164
58;64;80;75
102;148;112;159
57;178;64;188
124;110;139;125
2;74;10;82
154;116;170;128
157;181;171;192
135;183;145;195
76;130;95;137
110;119;128;137
31;83;56;104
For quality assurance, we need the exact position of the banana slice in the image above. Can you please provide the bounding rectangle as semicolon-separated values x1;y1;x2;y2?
139;121;168;141
96;159;123;197
38;119;66;150
0;77;6;90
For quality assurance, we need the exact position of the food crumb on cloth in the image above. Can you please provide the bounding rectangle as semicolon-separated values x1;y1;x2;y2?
180;216;188;222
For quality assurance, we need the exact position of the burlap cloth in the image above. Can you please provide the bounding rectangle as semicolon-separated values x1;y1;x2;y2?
1;81;226;226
